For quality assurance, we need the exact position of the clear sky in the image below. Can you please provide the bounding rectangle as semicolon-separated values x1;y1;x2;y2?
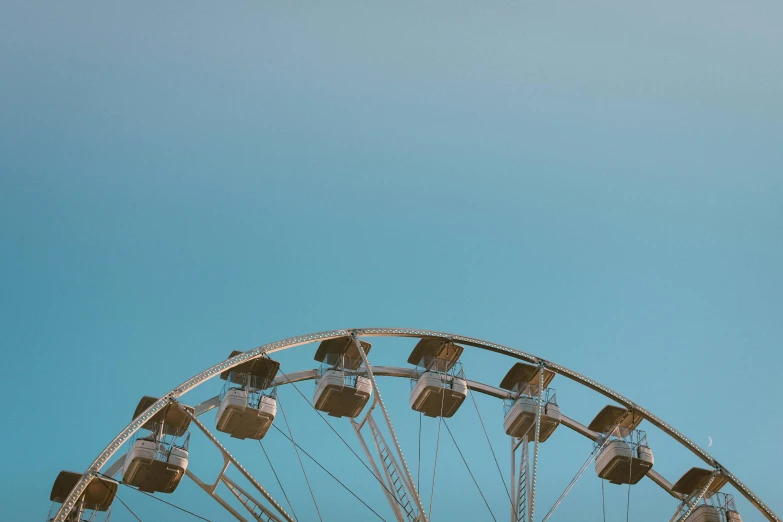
1;1;781;521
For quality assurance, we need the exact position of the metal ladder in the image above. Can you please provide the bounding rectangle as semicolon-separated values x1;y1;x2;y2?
369;419;417;521
517;438;529;522
223;478;276;522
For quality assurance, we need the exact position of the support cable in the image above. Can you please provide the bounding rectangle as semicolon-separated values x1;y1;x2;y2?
428;385;446;521
270;424;388;521
115;495;144;522
626;442;633;522
92;475;144;522
443;420;498;522
132;489;212;521
418;412;422;493
97;472;211;521
671;474;717;522
540;424;622;522
278;369;368;463
260;441;299;522
276;368;413;515
464;369;513;509
277;393;323;522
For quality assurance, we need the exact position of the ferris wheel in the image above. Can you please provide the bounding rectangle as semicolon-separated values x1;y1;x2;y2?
48;328;779;522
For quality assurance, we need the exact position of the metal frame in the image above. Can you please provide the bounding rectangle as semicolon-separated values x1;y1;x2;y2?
195;370;683;501
52;328;780;522
528;366;544;522
186;469;250;522
179;402;294;522
511;434;530;522
351;335;427;522
670;473;718;522
540;421;626;522
352;397;408;522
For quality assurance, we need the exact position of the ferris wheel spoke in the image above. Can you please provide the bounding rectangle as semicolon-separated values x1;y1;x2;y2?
222;474;288;522
177;401;296;522
103;455;126;479
428;402;444;521
510;437;516;522
268;423;390;521
528;366;545;522
351;412;407;522
275;365;414;521
276;391;322;521
185;468;250;522
462;369;513;511
259;442;300;522
353;334;429;522
194;396;221;415
49;328;779;522
647;470;681;498
442;419;498;521
511;434;531;522
669;472;718;522
539;421;626;522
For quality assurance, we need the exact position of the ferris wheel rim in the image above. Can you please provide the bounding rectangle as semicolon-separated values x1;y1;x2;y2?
51;327;780;522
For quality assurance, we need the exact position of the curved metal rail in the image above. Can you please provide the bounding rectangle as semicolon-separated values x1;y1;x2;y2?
187;366;680;500
52;328;780;522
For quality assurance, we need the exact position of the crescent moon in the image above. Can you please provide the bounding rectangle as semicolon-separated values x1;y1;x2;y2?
707;436;713;448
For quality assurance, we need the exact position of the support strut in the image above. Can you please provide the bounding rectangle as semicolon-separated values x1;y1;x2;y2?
178;401;295;522
529;365;545;522
353;333;428;522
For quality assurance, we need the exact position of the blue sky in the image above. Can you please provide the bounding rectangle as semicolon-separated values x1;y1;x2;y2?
1;1;781;520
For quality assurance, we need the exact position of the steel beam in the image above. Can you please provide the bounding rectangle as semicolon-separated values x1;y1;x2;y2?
352;335;428;522
186;469;248;522
179;402;296;522
52;328;779;522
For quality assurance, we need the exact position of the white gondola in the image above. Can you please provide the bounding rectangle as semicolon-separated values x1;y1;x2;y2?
409;371;468;417
500;362;560;442
122;397;192;494
590;405;653;484
687;505;721;522
408;338;467;418
684;494;743;522
594;436;654;484
504;394;561;441
215;351;279;440
313;336;373;418
726;511;743;522
672;467;729;499
48;471;117;521
670;474;738;522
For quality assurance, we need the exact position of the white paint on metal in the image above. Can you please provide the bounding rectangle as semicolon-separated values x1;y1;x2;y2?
52;328;779;522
